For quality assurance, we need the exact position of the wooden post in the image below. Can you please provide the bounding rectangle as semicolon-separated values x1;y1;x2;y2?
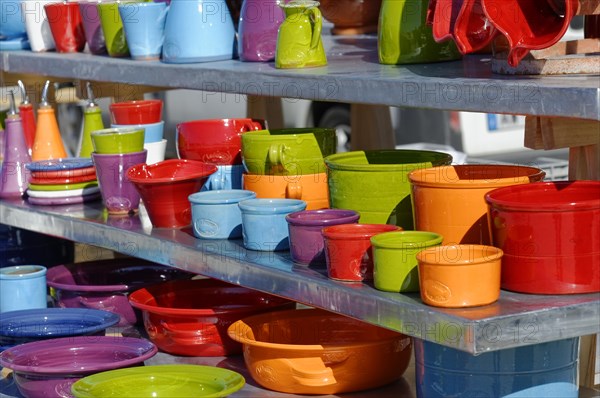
350;103;395;151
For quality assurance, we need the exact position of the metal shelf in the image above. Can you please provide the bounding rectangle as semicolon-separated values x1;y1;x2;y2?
1;198;598;355
2;34;599;120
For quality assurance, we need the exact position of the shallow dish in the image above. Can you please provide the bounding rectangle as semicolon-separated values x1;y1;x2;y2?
26;158;93;172
0;336;157;398
30;166;97;180
29;173;98;185
28;181;99;192
71;364;245;398
27;192;101;206
26;185;100;198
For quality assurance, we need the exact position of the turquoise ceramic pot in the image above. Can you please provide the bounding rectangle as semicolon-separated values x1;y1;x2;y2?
378;0;461;64
325;150;453;229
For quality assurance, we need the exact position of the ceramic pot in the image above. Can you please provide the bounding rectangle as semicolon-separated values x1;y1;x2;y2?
237;0;284;61
242;172;329;210
320;0;382;35
0;116;31;198
0;265;47;313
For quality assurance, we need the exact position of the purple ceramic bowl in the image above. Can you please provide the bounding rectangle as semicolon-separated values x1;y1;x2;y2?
46;259;195;327
286;209;360;265
0;336;157;398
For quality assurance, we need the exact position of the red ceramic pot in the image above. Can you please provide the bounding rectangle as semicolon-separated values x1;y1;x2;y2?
485;181;600;294
322;223;400;282
128;278;295;356
45;2;86;53
109;100;163;125
127;159;217;228
176;118;265;165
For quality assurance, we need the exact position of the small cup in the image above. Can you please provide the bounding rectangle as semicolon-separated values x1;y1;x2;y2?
44;1;86;53
111;121;164;143
416;244;503;308
371;231;443;293
189;190;257;239
91;127;145;154
322;223;400;282
286;209;360;265
79;0;107;55
239;198;307;251
97;0;130;57
92;150;147;214
143;138;167;165
0;265;47;313
22;0;56;52
200;164;244;192
119;1;167;60
109;99;163;125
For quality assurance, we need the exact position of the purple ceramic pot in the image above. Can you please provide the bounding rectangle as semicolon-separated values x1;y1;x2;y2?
286;209;360;265
237;0;285;61
92;150;147;215
0;336;157;398
46;258;195;327
79;1;107;55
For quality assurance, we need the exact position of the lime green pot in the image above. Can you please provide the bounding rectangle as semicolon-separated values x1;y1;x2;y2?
371;230;443;293
324;150;452;228
378;0;461;64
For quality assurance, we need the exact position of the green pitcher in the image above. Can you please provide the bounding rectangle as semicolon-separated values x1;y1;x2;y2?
378;0;461;65
275;0;327;69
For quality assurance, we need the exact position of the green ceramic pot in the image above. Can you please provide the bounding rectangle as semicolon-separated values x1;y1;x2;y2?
241;128;336;175
378;0;461;64
371;231;443;293
98;2;131;57
325;150;453;228
91;127;145;154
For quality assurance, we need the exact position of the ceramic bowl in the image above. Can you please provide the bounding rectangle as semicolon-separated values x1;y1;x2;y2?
227;308;413;395
128;278;296;357
286;209;360;265
111;121;165;143
91;127;145;154
71;364;245;397
485;181;600;294
325;149;453;229
126;159;218;228
46;258;195;327
319;0;382;35
0;308;119;350
176;118;266;165
241;128;336;175
0;336;157;398
242;172;329;210
109;99;163;124
416;244;503;308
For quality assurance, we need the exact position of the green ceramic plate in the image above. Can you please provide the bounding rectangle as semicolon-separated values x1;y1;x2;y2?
28;181;98;192
71;364;245;398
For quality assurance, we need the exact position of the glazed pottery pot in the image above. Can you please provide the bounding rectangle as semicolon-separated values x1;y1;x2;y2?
241;128;336;175
44;1;86;53
200;164;244;191
126;159;218;228
322;223;400;281
485;181;600;294
109;99;163;125
237;0;284;61
90;127;145;154
242;172;329;210
415;338;579;398
189;189;257;239
286;209;360;265
409;164;545;245
118;1;167;60
22;0;56;52
144;139;167;164
227;308;412;395
46;258;194;327
97;1;130;57
325;149;453;229
176;118;265;165
0;265;47;312
0;0;27;38
371;231;443;293
320;0;382;35
79;1;106;55
416;244;503;307
128;278;295;356
239;198;307;251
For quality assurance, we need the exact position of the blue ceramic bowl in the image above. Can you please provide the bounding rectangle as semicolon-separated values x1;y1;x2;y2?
112;121;165;143
0;308;120;350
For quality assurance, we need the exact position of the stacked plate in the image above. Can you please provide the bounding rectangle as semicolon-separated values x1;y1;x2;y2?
26;158;100;205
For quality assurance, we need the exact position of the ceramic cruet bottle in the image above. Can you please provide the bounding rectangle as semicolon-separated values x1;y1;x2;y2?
17;80;36;155
78;82;104;158
31;80;68;161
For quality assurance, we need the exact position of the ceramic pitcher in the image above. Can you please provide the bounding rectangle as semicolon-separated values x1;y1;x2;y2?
275;0;327;69
238;0;285;62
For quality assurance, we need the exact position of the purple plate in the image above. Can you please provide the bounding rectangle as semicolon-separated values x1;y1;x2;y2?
27;192;101;206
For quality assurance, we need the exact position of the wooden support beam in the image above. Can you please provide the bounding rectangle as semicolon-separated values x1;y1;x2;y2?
246;95;284;129
350;103;395;151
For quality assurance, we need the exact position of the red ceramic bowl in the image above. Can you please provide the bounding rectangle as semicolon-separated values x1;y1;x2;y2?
176;118;265;165
128;278;296;357
322;223;401;282
46;259;195;327
109;99;163;125
127;159;218;228
485;181;600;294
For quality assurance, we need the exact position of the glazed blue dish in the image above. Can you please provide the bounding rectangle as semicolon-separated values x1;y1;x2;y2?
26;158;94;172
0;308;120;350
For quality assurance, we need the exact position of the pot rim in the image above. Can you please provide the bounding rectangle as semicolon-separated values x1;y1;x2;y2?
370;231;443;249
408;165;546;188
324;150;452;172
285;209;360;226
322;223;400;240
416;244;504;265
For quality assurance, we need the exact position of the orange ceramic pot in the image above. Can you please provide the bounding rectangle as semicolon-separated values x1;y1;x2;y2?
227;308;412;395
242;172;329;210
416;244;503;308
408;164;545;245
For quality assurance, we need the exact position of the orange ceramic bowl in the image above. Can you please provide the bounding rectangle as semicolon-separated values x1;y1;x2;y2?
416;244;503;308
242;172;329;210
227;308;412;395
